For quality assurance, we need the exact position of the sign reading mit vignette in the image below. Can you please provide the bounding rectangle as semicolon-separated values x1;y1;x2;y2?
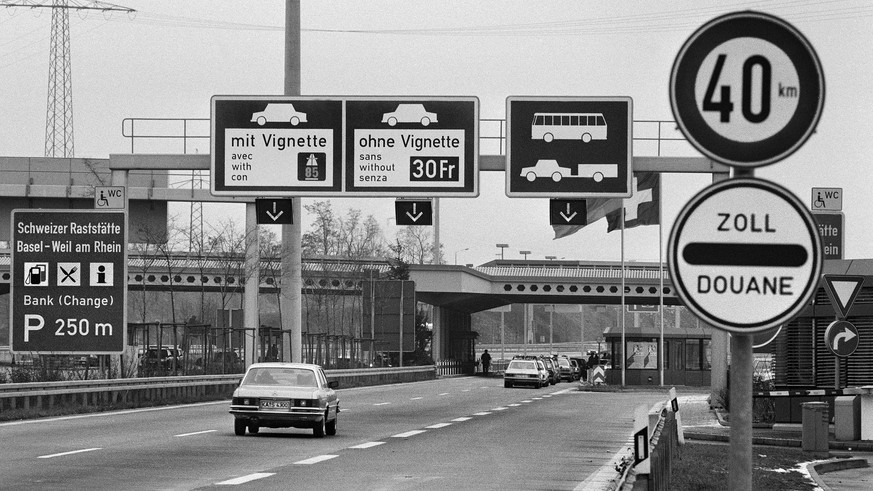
211;96;343;196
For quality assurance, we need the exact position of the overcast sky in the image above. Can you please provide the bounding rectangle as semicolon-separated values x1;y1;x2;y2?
2;0;871;266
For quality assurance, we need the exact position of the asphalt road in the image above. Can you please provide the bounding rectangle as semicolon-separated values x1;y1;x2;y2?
0;377;675;490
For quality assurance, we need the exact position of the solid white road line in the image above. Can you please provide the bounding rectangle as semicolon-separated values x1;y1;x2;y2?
426;423;452;429
349;441;385;449
174;430;217;437
38;448;101;459
216;473;275;485
392;430;426;438
294;455;339;465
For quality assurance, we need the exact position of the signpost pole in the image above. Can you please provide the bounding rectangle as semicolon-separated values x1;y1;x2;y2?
281;0;303;362
729;167;754;491
834;315;841;390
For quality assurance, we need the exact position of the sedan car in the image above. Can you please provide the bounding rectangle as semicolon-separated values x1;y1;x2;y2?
251;103;308;126
555;356;575;382
540;357;560;385
229;362;339;437
504;359;547;388
381;103;438;126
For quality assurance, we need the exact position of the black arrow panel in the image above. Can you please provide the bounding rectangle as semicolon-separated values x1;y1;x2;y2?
395;200;433;226
549;199;587;226
256;198;294;225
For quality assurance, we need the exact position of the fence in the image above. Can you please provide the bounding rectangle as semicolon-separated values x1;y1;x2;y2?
436;359;467;376
614;395;681;490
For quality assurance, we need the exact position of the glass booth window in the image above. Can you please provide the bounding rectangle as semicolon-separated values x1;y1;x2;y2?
626;339;658;370
686;339;712;370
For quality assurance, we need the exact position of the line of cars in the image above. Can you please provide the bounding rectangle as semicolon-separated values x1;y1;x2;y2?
503;355;583;389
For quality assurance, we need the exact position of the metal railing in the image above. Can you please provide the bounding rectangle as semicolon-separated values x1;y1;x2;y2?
121;117;686;158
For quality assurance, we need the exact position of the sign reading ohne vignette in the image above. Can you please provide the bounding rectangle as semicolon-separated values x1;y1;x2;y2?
668;178;822;333
11;209;127;354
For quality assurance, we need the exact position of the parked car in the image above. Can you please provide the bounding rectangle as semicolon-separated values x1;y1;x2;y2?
569;357;585;380
230;362;339;437
555;356;575;382
504;359;547;388
138;346;181;371
540;357;560;385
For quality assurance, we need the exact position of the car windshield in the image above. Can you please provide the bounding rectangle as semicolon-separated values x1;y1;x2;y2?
242;368;318;387
558;359;570;367
509;361;536;370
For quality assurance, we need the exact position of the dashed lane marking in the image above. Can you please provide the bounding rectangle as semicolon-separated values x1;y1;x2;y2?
38;448;101;459
451;417;472;422
216;473;275;485
491;407;508;411
392;430;427;438
374;402;391;406
349;441;385;449
174;430;217;437
473;412;492;416
411;397;423;400
438;393;450;396
426;423;452;429
294;455;339;465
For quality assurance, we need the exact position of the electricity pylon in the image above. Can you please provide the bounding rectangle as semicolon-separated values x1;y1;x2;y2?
2;0;135;157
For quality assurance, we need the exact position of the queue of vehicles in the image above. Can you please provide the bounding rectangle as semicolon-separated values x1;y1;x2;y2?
503;354;581;388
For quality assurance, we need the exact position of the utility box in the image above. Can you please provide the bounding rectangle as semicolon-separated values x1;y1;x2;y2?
835;396;861;441
802;402;830;457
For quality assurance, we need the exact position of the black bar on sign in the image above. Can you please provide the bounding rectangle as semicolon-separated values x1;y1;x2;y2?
682;242;807;267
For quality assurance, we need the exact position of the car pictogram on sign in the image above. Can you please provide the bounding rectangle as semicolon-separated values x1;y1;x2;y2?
381;104;438;126
251;103;308;126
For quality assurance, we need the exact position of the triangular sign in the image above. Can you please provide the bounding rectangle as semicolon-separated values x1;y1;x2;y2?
823;275;865;319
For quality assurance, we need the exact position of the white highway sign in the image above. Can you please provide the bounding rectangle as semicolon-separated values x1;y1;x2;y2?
670;11;824;167
668;178;822;333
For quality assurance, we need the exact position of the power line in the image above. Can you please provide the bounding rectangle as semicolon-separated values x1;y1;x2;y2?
1;0;135;158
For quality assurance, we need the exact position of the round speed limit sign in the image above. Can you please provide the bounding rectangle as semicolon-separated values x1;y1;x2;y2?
670;11;824;167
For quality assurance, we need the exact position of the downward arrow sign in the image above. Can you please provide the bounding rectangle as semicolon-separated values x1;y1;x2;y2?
560;203;577;222
266;202;284;221
406;203;423;222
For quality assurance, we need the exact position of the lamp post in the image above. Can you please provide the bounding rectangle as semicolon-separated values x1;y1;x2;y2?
520;250;531;260
496;243;509;260
454;247;470;265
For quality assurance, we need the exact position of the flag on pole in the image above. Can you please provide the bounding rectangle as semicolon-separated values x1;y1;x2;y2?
552;172;661;238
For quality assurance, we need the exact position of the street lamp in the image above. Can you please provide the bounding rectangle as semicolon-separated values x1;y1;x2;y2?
545;255;557;260
454;247;470;265
496;243;509;260
520;250;531;260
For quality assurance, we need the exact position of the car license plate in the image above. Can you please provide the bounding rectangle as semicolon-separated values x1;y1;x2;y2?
260;400;290;410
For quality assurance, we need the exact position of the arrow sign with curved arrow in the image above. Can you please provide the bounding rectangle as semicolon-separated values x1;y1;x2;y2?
825;320;859;357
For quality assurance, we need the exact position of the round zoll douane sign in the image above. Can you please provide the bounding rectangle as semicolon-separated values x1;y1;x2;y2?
670;11;824;167
668;178;822;333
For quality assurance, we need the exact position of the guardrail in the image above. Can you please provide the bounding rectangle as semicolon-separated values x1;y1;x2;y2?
613;390;682;491
0;366;437;415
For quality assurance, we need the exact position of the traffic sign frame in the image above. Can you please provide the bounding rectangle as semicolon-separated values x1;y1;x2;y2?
10;209;128;354
505;96;633;198
668;178;822;333
670;11;825;167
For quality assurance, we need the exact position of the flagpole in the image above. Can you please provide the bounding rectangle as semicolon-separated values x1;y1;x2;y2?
658;176;665;387
621;204;626;387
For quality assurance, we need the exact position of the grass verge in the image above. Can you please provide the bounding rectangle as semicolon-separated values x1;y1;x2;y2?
671;442;819;490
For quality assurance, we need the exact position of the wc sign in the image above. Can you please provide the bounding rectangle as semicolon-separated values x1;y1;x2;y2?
811;187;842;212
94;186;125;209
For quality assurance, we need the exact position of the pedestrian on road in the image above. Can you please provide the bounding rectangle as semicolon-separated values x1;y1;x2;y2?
481;350;492;376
